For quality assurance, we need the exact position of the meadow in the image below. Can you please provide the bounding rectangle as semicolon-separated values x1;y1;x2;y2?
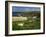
12;11;40;30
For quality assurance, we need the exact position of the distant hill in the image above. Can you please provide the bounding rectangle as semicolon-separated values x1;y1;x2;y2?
12;11;40;17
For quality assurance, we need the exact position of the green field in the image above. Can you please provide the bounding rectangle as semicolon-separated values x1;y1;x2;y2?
12;17;40;31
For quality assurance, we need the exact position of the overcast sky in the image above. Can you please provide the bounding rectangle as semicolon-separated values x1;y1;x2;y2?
12;6;40;12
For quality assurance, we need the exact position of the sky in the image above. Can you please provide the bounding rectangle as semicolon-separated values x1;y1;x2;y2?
12;6;40;12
